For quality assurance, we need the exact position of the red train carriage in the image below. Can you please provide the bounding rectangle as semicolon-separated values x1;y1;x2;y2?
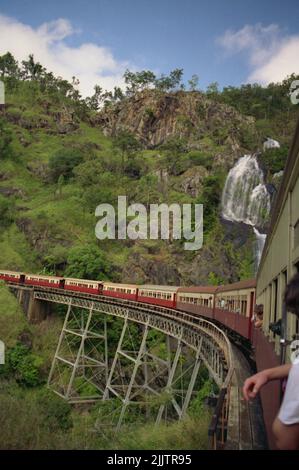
102;282;138;301
25;274;65;289
0;270;23;283
214;279;256;340
176;286;217;319
64;278;102;295
138;285;178;308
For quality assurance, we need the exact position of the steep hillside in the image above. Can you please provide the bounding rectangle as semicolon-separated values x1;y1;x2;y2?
0;57;298;286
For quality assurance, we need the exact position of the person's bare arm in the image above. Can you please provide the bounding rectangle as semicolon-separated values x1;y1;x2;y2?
272;417;299;450
243;364;291;401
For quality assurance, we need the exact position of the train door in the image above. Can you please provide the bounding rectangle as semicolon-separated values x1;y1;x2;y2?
248;290;255;340
98;283;103;295
59;279;65;289
20;274;25;284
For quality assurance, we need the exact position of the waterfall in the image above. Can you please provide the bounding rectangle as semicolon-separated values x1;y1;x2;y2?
222;154;270;268
253;227;267;267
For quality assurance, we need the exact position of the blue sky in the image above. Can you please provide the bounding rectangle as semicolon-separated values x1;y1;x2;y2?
0;0;299;96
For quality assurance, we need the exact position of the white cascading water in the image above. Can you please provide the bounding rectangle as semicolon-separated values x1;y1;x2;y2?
253;227;267;267
221;154;271;268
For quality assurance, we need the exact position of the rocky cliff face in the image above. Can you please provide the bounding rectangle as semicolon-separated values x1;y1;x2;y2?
96;90;255;155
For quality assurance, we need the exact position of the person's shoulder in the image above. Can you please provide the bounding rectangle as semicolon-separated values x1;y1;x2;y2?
290;362;299;377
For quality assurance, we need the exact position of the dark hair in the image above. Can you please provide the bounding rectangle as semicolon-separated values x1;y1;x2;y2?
284;272;299;317
254;304;263;316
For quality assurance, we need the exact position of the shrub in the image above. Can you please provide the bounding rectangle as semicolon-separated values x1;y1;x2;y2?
197;173;225;233
187;151;212;169
37;389;72;431
262;145;288;174
7;343;44;387
124;156;146;179
0;118;14;159
0;194;14;227
65;245;110;280
49;147;84;182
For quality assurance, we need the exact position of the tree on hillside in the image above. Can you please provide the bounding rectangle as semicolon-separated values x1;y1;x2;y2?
206;81;219;97
0;52;20;78
155;68;184;92
65;245;110;280
188;74;199;91
124;69;156;95
160;137;188;176
49;148;84;182
86;85;104;110
113;130;141;173
21;54;45;81
197;173;224;233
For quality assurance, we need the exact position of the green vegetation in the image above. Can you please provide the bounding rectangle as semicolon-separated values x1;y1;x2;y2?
0;285;213;449
49;148;85;182
0;52;297;448
262;145;289;174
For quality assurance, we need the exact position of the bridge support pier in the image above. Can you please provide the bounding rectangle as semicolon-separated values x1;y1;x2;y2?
48;300;108;402
11;286;50;323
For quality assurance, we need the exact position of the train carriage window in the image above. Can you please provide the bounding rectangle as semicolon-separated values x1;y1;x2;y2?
273;278;278;327
268;283;272;328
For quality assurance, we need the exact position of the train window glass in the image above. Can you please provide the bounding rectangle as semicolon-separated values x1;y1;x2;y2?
273;278;278;325
268;283;272;327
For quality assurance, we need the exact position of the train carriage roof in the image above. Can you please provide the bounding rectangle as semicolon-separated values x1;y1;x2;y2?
65;277;102;284
0;270;24;275
103;282;137;288
177;286;218;294
26;273;64;280
216;279;256;293
139;285;179;292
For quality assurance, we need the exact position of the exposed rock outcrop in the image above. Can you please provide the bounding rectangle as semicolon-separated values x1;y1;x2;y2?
96;90;255;157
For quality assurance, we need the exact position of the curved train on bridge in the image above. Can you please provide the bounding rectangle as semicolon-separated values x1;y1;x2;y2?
0;270;257;342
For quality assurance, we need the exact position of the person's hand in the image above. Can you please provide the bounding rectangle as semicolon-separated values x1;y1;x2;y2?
243;371;269;401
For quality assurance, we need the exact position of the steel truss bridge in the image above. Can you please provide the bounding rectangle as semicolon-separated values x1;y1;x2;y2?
10;284;234;443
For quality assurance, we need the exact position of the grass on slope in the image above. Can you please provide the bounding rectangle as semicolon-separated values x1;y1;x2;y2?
0;282;28;348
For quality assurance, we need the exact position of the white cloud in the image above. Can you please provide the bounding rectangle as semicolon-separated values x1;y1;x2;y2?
217;23;299;84
0;13;130;96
